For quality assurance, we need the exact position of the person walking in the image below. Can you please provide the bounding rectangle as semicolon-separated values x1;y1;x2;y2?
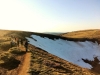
20;39;23;45
24;40;28;52
17;38;20;47
10;40;14;47
14;37;19;47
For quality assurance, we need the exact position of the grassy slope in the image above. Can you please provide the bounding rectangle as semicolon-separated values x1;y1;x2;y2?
0;29;98;75
0;30;33;75
61;29;100;39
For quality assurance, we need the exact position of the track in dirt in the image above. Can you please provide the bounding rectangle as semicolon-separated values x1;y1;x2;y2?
18;52;31;75
17;45;31;75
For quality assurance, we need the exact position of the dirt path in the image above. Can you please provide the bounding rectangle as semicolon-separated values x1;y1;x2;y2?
18;46;31;75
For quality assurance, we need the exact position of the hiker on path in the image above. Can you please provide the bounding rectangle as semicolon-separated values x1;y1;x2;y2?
16;38;20;47
10;40;14;47
20;39;23;45
24;40;28;52
10;39;16;47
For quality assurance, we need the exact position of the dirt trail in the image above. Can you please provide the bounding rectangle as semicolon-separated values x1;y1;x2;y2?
18;46;31;75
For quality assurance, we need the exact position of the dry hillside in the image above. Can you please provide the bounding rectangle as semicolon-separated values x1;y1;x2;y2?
61;29;100;39
0;29;99;75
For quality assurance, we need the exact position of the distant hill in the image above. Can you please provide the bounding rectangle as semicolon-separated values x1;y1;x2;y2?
60;29;100;43
44;32;65;35
60;29;100;39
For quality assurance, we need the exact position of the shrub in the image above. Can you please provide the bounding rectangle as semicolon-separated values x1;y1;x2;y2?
9;47;26;55
0;41;11;51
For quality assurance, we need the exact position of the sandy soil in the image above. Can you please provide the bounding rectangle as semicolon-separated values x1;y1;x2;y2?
18;46;31;75
18;52;31;75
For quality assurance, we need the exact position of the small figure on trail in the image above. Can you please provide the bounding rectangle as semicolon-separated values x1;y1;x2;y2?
24;40;28;52
10;40;15;47
10;40;13;47
16;38;19;47
20;39;23;45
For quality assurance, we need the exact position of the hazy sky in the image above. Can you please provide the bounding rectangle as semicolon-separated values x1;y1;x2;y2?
0;0;100;32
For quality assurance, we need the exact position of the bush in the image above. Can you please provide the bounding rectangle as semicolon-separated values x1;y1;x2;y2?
0;52;12;64
9;47;26;55
0;51;21;70
0;41;11;51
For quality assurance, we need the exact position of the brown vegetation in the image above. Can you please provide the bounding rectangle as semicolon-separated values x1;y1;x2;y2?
61;29;100;43
0;29;100;75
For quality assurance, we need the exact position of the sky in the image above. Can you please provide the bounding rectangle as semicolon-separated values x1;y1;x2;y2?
27;34;100;69
0;0;100;32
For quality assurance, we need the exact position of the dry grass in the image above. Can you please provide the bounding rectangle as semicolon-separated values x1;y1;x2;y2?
0;30;28;75
0;48;21;70
0;30;11;36
61;29;100;39
0;41;11;51
0;29;99;75
61;29;100;44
